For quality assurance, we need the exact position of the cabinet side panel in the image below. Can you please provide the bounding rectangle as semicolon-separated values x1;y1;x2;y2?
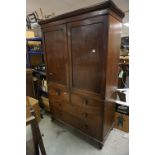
103;15;122;138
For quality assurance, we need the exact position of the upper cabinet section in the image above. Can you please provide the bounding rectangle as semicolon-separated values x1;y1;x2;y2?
40;0;124;95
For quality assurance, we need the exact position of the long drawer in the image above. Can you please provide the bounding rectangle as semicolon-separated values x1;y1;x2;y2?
69;104;103;127
51;106;102;140
50;97;103;122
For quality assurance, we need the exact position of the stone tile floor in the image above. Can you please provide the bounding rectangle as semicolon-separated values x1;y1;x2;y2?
27;113;129;155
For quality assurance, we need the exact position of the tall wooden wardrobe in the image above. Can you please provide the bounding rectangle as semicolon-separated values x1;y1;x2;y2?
39;0;124;149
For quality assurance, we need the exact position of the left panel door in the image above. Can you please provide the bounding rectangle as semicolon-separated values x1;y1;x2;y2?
42;24;69;89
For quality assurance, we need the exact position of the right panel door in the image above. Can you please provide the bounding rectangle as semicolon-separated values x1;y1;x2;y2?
67;16;107;94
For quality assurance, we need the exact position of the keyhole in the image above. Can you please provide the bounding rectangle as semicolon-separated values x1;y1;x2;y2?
85;99;88;105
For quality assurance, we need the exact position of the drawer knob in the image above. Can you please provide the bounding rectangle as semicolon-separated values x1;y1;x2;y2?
49;73;53;80
91;49;96;53
89;49;96;53
84;98;88;105
55;89;61;96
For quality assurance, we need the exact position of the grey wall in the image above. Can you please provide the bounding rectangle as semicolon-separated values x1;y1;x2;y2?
26;0;129;36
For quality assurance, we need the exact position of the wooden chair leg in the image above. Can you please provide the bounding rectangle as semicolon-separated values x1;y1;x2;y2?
27;116;46;155
31;118;46;155
31;123;40;155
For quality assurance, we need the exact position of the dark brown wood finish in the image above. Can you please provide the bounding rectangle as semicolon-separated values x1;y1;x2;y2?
43;24;69;89
67;16;107;94
103;15;122;138
39;0;124;25
26;68;35;98
26;116;46;155
39;0;124;149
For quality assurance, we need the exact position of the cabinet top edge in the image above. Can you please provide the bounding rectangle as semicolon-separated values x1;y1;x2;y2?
39;0;125;25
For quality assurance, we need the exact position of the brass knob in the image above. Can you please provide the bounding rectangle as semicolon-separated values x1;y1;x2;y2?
91;49;96;53
89;49;96;53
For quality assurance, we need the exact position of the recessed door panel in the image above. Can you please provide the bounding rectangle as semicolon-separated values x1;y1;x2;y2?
68;18;106;94
43;25;68;87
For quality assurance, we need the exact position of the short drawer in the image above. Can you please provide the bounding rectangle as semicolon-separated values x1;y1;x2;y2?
50;99;75;114
71;94;103;114
49;87;69;102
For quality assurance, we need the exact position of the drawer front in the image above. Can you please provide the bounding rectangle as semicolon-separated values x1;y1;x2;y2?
67;115;102;140
51;106;78;127
69;103;103;126
51;107;102;140
50;99;73;113
71;94;103;114
49;86;69;102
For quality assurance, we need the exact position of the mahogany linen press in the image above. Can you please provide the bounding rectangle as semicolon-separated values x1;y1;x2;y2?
39;0;124;149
